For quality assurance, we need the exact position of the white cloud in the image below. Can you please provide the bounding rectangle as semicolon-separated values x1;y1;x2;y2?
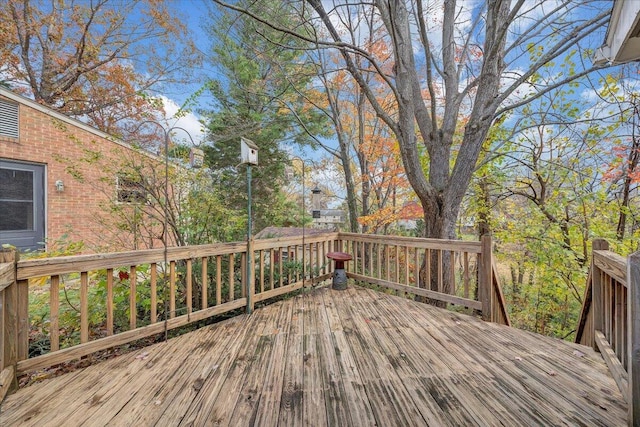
159;96;205;145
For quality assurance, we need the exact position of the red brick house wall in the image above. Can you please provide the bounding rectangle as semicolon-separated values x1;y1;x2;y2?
0;88;166;253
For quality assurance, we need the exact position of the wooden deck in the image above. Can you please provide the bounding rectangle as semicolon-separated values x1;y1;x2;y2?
0;286;627;426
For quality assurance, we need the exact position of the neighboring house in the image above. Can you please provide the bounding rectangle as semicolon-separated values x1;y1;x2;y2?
312;209;345;230
395;201;423;231
0;87;165;252
255;226;329;263
594;0;640;65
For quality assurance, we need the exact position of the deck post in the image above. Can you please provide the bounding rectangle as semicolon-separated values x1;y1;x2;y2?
480;235;493;322
628;250;640;426
0;249;19;393
592;239;609;351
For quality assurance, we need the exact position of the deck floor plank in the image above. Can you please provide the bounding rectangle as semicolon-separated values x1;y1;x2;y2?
277;294;304;427
350;287;498;426
176;316;255;427
301;290;328;427
0;285;628;426
117;317;244;426
82;326;206;427
250;298;294;427
188;302;277;426
369;288;555;426
316;288;375;426
329;287;430;426
227;297;294;426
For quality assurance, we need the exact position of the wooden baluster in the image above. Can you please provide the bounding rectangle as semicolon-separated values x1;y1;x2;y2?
450;251;456;295
286;246;291;285
216;255;222;306
186;259;192;315
592;238;608;350
463;253;470;299
129;266;137;329
269;249;275;290
322;241;327;275
309;242;322;277
293;245;304;282
370;242;375;278
414;247;419;289
425;249;432;293
385;245;390;282
394;245;399;283
170;261;176;319
377;243;382;280
49;275;60;352
241;253;247;298
260;250;265;293
229;253;235;301
404;246;409;286
437;250;443;294
80;272;89;343
150;264;157;323
201;257;208;310
106;269;114;334
279;248;283;288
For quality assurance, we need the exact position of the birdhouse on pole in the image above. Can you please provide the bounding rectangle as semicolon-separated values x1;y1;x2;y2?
240;137;258;165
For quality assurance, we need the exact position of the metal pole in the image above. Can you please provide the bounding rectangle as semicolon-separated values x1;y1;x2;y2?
246;164;253;314
302;162;306;284
164;131;169;340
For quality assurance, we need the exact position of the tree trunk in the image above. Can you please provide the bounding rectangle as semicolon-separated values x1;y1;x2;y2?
337;131;360;233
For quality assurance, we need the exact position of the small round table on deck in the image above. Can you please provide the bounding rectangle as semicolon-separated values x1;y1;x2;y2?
326;251;352;290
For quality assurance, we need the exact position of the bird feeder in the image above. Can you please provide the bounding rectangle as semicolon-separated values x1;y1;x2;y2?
326;251;352;290
189;147;204;168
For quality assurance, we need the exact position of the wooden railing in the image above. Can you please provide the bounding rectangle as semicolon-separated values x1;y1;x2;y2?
0;232;510;400
1;233;337;379
0;250;20;400
339;233;510;325
575;239;640;424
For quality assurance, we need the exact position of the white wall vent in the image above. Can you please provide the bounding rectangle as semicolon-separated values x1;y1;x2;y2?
0;98;19;138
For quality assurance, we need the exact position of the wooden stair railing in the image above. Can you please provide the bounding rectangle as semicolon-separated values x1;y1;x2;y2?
574;238;640;425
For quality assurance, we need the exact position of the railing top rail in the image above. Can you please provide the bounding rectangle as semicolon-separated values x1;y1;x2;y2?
337;232;482;253
16;241;248;280
593;250;627;287
0;263;14;291
253;232;339;251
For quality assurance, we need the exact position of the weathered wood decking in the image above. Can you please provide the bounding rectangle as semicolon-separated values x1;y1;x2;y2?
0;286;627;426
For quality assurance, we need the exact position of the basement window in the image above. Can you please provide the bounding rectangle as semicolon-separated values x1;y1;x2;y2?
0;98;19;138
116;175;148;204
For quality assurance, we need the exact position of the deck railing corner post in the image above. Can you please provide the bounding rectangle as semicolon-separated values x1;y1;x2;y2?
480;234;493;322
627;250;640;426
0;249;19;394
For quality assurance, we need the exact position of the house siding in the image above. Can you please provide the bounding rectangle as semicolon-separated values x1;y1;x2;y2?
0;91;164;253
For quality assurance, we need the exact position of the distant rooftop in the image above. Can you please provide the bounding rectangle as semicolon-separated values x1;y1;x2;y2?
254;226;330;239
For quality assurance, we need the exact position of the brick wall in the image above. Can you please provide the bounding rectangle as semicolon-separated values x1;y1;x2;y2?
0;94;167;253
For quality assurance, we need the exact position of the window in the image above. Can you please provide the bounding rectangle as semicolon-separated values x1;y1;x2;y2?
0;98;19;138
116;175;147;204
0;168;34;230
